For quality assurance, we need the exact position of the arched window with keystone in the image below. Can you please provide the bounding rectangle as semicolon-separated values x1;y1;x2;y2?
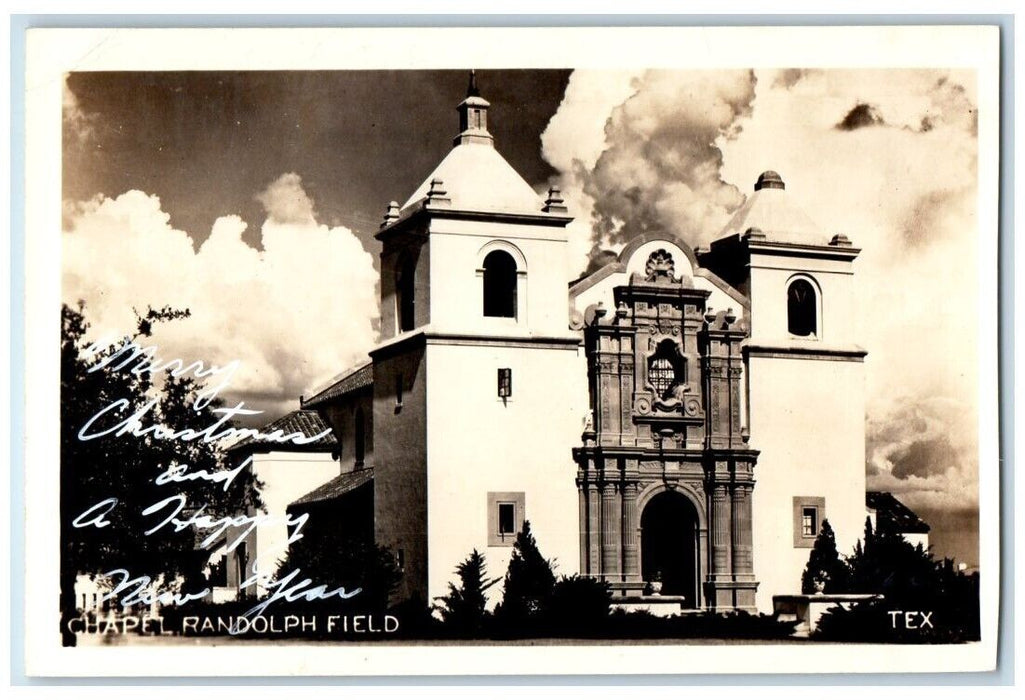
787;277;819;338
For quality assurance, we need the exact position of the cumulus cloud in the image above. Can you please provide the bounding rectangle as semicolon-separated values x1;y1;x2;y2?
540;69;643;277
586;70;755;249
254;172;317;225
62;174;380;420
543;67;981;540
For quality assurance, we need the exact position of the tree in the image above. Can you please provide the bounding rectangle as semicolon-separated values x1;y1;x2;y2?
800;519;850;594
547;575;612;635
814;516;980;642
273;527;401;612
435;549;500;636
60;302;261;644
846;516;940;600
494;520;556;630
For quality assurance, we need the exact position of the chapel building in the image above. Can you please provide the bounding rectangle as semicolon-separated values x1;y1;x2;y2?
297;75;871;613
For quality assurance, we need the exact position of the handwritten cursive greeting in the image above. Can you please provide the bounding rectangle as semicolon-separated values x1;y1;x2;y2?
71;339;358;635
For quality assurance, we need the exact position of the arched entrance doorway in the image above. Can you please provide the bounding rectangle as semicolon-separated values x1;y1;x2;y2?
641;490;700;608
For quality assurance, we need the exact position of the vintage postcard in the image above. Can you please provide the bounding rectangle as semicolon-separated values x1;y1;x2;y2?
22;25;1001;676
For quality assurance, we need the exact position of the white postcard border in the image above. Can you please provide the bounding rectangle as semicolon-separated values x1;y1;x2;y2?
22;24;1001;677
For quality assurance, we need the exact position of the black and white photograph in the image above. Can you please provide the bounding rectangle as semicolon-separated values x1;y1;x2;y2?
21;24;1001;676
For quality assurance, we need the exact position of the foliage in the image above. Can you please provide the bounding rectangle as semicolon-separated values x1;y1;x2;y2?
812;517;980;642
800;519;850;594
274;528;401;612
493;520;556;628
434;549;499;636
546;575;612;635
60;302;261;642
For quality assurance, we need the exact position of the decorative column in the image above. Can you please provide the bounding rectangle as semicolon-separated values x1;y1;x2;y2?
729;480;759;611
600;480;621;581
588;478;601;575
707;481;736;611
578;483;589;576
621;481;639;583
731;484;753;576
596;351;617;444
619;353;634;446
711;484;732;577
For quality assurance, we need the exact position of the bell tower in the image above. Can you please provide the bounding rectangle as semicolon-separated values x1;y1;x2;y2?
370;72;585;606
699;170;867;612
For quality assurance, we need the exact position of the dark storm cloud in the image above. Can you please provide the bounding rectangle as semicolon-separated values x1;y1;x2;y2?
890;436;957;480
63;70;571;254
835;102;886;131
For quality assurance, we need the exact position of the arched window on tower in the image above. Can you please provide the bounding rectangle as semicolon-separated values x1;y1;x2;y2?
482;250;517;318
787;278;818;338
354;406;366;468
396;256;416;332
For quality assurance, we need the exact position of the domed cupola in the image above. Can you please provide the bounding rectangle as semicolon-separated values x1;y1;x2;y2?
716;170;826;245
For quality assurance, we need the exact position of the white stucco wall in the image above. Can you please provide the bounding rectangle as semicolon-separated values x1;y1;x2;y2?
902;533;930;551
746;354;867;612
425;217;572;338
425;342;588;608
246;451;339;594
743;245;867;611
746;252;861;347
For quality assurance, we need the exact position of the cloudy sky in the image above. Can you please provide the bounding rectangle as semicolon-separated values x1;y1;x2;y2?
62;68;981;564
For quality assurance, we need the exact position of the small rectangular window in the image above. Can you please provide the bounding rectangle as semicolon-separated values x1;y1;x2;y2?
396;548;405;571
487;491;525;547
396;373;403;408
498;503;515;536
802;507;817;537
793;496;826;547
498;368;512;398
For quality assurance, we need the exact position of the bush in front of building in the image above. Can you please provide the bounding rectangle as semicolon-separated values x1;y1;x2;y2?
492;520;557;634
800;519;851;593
811;517;980;643
273;532;401;611
544;575;613;637
434;549;500;637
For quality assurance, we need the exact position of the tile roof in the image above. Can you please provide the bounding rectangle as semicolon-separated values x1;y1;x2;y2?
289;468;374;508
226;408;336;454
302;361;374;408
866;491;931;534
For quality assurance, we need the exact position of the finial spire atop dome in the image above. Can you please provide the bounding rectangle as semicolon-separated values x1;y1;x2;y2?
454;69;493;147
754;170;785;191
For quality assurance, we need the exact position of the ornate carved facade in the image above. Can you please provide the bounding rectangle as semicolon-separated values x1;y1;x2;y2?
573;250;759;611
